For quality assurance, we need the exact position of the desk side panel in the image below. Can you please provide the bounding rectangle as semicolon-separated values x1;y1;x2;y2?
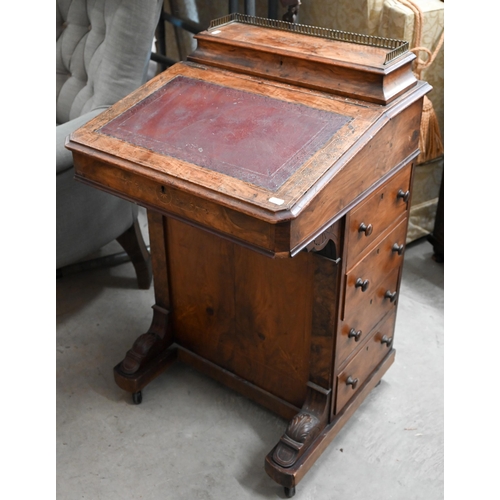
290;98;423;252
166;218;313;409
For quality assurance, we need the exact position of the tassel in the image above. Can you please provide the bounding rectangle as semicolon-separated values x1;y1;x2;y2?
397;0;444;165
417;95;444;164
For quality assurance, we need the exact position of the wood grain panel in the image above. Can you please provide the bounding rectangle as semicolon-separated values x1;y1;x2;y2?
232;245;313;407
166;217;313;408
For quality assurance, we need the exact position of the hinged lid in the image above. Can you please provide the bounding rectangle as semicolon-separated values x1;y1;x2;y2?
189;13;417;104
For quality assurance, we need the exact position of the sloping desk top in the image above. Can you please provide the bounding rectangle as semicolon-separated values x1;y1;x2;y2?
66;15;430;257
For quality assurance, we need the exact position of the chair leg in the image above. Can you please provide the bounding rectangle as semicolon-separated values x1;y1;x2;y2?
117;219;153;290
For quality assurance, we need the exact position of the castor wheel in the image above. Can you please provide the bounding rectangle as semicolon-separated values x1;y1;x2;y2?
284;486;296;498
132;391;143;405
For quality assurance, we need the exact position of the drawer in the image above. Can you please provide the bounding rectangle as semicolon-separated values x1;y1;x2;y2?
335;310;397;414
346;163;412;269
338;265;399;364
345;218;407;298
343;258;400;324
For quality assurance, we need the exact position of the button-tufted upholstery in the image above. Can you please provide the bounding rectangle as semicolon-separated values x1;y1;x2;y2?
56;0;161;125
56;0;162;273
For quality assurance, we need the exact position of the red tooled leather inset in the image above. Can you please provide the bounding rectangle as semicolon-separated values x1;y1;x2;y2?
100;76;351;191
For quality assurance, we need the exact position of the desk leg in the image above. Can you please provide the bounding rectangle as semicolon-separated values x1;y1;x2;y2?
114;211;175;401
266;247;340;495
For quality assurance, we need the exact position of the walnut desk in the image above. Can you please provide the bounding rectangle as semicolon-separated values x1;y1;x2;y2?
66;14;431;498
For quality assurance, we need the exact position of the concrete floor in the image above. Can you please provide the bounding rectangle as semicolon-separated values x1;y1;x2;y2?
56;209;443;500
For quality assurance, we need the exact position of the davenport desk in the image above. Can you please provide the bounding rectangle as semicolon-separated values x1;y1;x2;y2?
66;14;431;497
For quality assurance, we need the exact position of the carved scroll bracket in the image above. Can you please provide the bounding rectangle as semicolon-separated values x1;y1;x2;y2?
272;382;331;468
270;236;339;471
304;223;341;260
118;304;172;375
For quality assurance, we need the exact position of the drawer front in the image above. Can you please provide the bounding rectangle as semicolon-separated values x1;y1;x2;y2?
346;164;412;269
343;260;400;323
345;218;407;299
335;310;397;414
338;266;400;363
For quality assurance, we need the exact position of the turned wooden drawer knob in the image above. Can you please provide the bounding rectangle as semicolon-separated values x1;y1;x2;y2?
358;222;373;236
348;328;362;342
381;335;393;347
355;278;370;292
384;290;397;302
346;376;358;389
392;243;404;255
397;189;410;202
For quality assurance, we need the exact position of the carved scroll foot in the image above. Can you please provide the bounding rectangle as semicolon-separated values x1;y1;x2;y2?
273;411;321;468
120;331;165;375
114;304;176;396
268;381;331;475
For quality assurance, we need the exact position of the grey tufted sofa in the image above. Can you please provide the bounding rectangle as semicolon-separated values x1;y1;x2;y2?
56;0;163;287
